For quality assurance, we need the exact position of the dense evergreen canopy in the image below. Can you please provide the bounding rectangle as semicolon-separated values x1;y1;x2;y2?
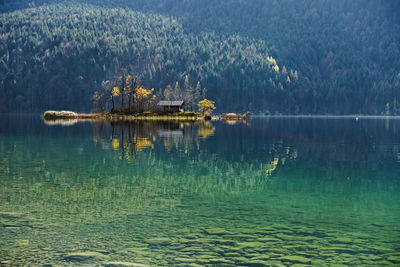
1;0;400;114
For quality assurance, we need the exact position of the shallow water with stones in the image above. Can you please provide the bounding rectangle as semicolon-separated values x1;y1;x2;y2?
0;115;399;266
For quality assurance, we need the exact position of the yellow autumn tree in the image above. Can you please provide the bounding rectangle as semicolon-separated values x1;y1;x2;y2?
111;86;120;112
112;86;120;96
267;56;277;65
198;99;216;116
134;86;154;112
135;86;153;99
267;55;280;74
273;64;280;73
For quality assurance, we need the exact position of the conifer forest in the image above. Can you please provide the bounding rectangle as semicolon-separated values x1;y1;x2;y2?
1;0;399;114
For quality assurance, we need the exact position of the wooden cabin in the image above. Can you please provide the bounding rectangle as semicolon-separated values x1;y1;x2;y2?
157;101;184;113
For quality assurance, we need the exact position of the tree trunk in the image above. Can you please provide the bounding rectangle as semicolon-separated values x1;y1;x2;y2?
121;74;125;111
128;93;132;114
131;78;137;114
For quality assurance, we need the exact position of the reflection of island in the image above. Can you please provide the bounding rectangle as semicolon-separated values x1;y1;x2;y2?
158;129;183;138
87;117;400;183
43;119;79;126
91;121;216;161
90;120;300;178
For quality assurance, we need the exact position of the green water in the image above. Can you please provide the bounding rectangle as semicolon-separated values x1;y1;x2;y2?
0;115;399;266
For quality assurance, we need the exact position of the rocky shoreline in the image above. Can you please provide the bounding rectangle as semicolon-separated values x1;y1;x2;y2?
41;110;250;123
42;110;205;122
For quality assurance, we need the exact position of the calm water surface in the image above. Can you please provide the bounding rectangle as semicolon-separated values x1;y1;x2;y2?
0;115;399;266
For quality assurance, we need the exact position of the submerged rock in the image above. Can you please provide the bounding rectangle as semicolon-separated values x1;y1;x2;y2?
120;247;150;255
320;247;357;254
330;237;353;244
2;220;32;228
0;211;33;229
267;261;286;267
213;239;237;246
371;223;385;227
175;257;194;263
275;233;316;242
237;241;265;248
237;242;266;251
145;238;171;245
241;259;270;266
219;245;242;252
0;212;24;218
224;252;241;257
179;238;202;244
196;254;218;260
64;252;110;262
249;255;271;261
16;240;29;246
387;256;400;263
359;255;382;261
203;228;228;235
257;237;280;242
278;256;311;264
228;234;256;240
369;246;393;254
180;246;207;253
207;258;235;264
103;262;148;267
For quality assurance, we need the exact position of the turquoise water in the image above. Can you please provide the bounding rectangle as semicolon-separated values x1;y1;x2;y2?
0;115;399;266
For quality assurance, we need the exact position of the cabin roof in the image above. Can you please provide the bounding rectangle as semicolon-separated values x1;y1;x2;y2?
158;101;184;106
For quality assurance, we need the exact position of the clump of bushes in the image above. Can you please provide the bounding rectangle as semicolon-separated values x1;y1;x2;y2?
42;110;78;120
222;113;242;120
172;111;202;117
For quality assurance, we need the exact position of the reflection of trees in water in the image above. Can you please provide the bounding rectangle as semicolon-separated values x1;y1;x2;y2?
91;121;212;161
198;121;215;139
2;117;400;224
89;120;305;179
0;122;272;225
88;121;276;195
68;118;400;195
244;118;400;186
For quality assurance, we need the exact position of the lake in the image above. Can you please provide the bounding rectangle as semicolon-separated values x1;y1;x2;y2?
0;115;399;266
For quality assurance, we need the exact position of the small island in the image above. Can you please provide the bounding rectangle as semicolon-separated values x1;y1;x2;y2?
42;70;249;123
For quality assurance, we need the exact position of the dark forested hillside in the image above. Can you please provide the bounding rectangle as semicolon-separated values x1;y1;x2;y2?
1;0;400;114
0;4;290;113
